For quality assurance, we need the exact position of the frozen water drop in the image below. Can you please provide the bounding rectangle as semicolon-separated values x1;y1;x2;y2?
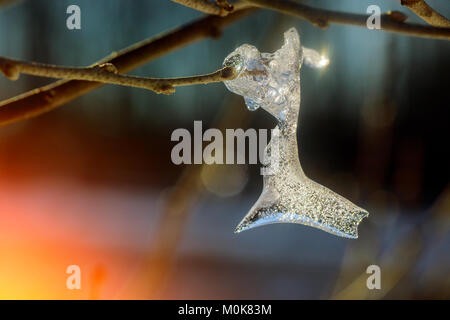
223;28;368;239
244;97;260;111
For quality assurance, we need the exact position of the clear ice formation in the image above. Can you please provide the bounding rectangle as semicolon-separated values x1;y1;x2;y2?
223;28;368;239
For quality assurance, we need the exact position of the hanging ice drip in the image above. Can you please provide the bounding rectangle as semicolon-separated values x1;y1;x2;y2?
223;28;368;239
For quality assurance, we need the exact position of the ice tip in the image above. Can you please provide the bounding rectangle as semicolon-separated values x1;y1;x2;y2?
234;219;253;234
358;208;370;222
281;27;300;53
234;223;245;234
283;27;300;43
348;208;370;239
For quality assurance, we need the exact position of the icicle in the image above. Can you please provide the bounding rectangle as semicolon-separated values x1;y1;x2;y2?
223;28;368;239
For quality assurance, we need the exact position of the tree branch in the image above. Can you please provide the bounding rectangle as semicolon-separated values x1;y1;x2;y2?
0;8;256;127
244;0;450;40
1;1;449;127
170;0;234;16
400;0;450;27
174;0;450;39
0;57;238;94
172;0;450;40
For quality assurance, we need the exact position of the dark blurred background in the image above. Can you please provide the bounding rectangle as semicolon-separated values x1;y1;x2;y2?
0;0;449;299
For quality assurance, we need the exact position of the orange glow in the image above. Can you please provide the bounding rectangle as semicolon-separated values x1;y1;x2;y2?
0;180;156;299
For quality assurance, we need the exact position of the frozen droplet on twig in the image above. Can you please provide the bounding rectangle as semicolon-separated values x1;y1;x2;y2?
223;28;368;238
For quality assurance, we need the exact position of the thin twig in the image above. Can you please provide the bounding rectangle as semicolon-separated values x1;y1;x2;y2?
244;0;450;40
170;0;234;16
0;57;238;94
0;8;256;127
174;0;450;39
400;0;450;27
1;1;449;127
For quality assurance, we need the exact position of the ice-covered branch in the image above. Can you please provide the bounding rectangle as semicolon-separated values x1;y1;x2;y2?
400;0;450;27
1;0;448;127
0;57;238;94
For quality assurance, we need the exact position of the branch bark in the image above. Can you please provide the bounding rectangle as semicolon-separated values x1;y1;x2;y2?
174;0;450;39
1;1;449;127
0;57;238;94
0;8;256;127
244;0;450;40
170;0;234;16
401;0;450;27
